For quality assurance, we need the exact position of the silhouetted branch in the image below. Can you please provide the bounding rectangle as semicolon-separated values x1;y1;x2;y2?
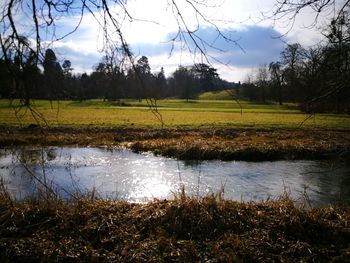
268;0;350;33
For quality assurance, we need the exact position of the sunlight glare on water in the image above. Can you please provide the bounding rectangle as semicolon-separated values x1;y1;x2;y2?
0;147;349;205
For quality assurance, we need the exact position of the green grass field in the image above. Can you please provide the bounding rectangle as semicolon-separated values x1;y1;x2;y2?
0;99;349;129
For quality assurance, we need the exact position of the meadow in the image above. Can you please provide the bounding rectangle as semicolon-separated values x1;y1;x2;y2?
1;97;350;262
0;98;349;129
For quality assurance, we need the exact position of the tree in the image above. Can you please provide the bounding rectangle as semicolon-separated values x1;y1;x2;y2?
241;75;258;102
280;43;305;102
136;56;151;76
134;56;152;100
79;73;89;101
299;47;324;107
43;49;63;99
191;63;220;92
61;60;75;98
155;67;167;99
323;10;350;112
173;66;195;101
269;61;284;105
0;58;12;98
95;54;125;101
1;36;40;105
292;8;350;112
270;0;350;111
23;50;41;100
255;64;269;103
62;60;73;77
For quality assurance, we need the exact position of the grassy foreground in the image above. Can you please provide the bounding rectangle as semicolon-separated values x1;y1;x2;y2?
1;194;350;262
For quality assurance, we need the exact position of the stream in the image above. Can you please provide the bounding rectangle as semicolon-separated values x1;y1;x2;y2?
0;147;349;206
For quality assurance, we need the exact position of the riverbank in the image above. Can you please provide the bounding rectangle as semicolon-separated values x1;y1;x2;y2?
1;195;349;262
0;126;349;161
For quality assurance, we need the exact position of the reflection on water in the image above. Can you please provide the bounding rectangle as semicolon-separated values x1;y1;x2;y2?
0;147;349;205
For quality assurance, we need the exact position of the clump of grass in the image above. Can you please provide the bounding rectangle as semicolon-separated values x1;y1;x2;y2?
1;190;350;262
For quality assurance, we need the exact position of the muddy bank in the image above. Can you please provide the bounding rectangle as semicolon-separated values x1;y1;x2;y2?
1;196;350;262
0;125;349;161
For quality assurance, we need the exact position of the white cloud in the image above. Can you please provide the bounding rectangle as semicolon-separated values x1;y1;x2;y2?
118;0;276;44
119;0;178;44
215;65;255;82
30;0;331;80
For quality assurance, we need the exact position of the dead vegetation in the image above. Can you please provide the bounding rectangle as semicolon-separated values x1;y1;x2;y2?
1;126;349;161
1;125;350;261
0;192;350;262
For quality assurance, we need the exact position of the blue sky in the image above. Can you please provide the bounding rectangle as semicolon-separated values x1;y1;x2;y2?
9;0;329;82
125;25;286;80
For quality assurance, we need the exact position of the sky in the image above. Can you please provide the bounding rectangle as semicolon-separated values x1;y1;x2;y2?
37;0;332;82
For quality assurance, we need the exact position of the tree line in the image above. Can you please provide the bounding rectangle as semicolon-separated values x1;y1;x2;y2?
240;12;350;113
0;43;234;104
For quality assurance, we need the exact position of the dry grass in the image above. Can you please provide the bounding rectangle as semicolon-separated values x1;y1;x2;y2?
1;126;349;161
129;130;350;161
1;192;350;262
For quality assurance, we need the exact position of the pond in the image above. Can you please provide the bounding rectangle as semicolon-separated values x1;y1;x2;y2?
0;147;349;206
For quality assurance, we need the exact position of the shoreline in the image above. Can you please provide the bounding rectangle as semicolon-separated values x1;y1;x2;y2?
1;125;349;161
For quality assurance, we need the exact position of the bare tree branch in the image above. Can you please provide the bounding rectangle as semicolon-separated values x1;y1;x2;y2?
267;0;350;34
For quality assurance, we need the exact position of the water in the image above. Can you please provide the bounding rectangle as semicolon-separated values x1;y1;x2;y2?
0;147;349;206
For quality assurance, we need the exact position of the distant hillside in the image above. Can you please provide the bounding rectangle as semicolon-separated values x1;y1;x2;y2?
198;89;237;100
